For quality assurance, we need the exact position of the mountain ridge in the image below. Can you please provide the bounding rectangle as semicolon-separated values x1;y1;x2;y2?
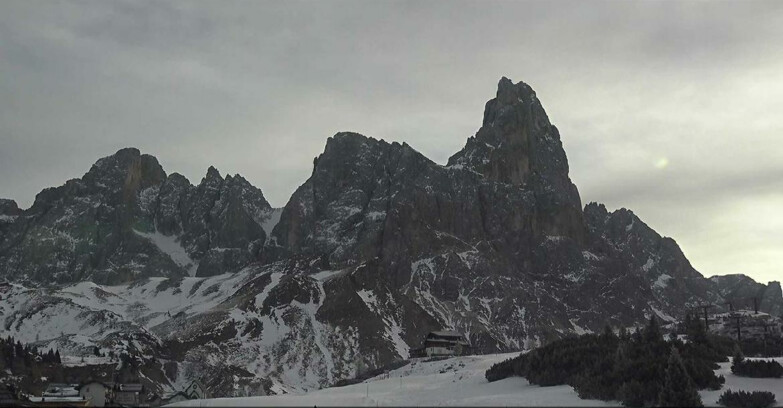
1;77;781;399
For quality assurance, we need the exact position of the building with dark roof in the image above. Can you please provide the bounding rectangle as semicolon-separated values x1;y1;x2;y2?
410;331;472;358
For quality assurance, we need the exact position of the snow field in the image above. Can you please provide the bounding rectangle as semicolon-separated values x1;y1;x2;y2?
166;353;618;407
169;354;783;407
699;357;783;407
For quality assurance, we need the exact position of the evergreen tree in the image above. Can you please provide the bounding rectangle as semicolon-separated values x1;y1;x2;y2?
632;327;643;343
618;326;630;341
645;316;662;343
731;346;744;373
601;324;616;341
658;347;703;407
685;313;708;344
619;380;647;408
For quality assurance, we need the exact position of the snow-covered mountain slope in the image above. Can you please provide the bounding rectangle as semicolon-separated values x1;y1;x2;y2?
166;353;619;407
1;263;420;395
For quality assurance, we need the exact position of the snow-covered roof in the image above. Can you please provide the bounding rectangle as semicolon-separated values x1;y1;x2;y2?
29;396;85;402
429;330;464;338
43;384;79;397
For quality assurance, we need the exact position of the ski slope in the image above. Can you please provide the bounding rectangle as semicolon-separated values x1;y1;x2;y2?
166;352;619;407
700;357;783;406
168;354;783;407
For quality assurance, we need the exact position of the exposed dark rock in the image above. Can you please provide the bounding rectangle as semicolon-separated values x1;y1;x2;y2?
0;148;275;284
0;199;21;216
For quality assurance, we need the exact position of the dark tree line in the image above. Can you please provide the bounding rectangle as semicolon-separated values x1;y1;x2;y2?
0;335;61;371
718;389;776;408
731;349;783;378
0;336;67;394
486;317;732;407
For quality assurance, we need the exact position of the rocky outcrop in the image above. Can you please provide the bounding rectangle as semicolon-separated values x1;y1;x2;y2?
0;149;276;285
264;78;726;356
268;79;587;286
0;199;22;242
0;199;22;216
448;77;586;243
711;274;783;317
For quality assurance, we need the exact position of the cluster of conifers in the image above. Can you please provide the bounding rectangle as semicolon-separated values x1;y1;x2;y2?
486;316;780;407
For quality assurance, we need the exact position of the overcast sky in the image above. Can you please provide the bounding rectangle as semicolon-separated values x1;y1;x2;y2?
1;1;781;284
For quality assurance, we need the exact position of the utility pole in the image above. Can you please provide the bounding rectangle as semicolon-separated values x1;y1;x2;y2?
734;314;742;342
697;304;714;332
753;297;759;314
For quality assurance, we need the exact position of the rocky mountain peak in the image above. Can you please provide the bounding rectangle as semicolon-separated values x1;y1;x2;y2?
487;76;542;127
85;147;166;190
583;201;609;223
202;165;224;188
0;199;21;216
315;132;409;170
448;77;561;185
0;147;277;284
66;147;167;217
0;199;21;240
710;275;783;316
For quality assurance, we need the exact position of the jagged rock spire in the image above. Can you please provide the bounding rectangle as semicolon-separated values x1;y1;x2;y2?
448;77;566;186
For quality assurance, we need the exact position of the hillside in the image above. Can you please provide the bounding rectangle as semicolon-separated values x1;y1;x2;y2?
166;353;617;407
166;354;783;407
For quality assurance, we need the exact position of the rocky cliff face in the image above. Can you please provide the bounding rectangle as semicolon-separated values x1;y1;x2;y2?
448;77;585;243
711;274;783;317
268;78;586;285
0;148;276;285
0;199;22;241
264;79;718;350
0;77;778;398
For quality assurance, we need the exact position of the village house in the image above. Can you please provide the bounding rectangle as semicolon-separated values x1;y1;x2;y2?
410;331;472;358
42;383;80;398
183;379;207;400
113;383;144;406
77;380;111;407
28;383;88;407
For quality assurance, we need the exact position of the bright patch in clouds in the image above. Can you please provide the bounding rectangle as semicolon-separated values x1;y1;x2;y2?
654;157;669;169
